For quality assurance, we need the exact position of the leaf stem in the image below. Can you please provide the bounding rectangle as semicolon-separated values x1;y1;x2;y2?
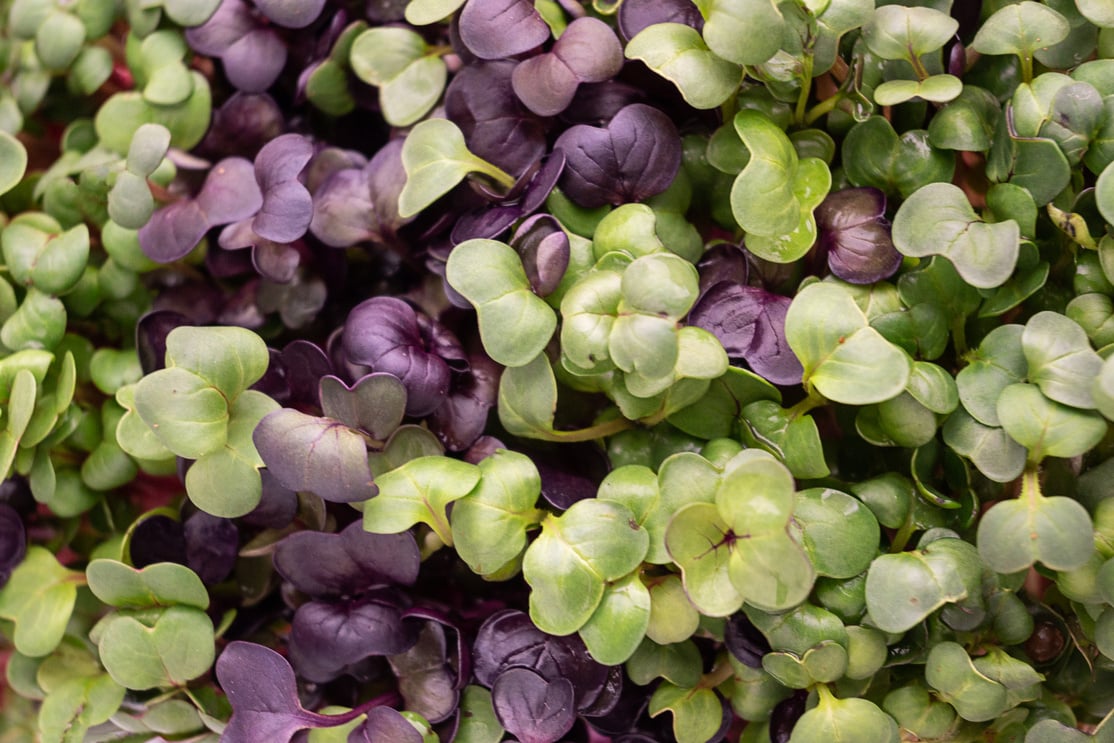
1019;54;1034;86
951;317;968;358
474;161;517;192
889;504;916;553
786;388;826;420
804;94;842;126
1020;464;1042;505
795;52;815;127
550;415;635;443
696;654;737;689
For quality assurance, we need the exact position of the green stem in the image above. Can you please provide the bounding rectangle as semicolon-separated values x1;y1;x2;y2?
550;415;635;443
1019;54;1034;86
1021;464;1042;506
889;504;916;553
910;53;931;82
794;52;815;126
951;316;969;358
475;161;517;191
787;387;826;420
804;94;842;126
815;683;837;705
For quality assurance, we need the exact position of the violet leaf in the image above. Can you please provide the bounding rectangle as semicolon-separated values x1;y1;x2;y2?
511;18;623;117
348;706;425;743
252;134;314;243
458;0;550;60
816;187;902;285
554;104;682;207
253;408;377;503
253;0;326;28
272;522;420;597
491;666;577;743
320;373;407;440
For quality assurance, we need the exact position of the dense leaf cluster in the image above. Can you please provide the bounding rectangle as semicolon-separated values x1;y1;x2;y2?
7;0;1114;742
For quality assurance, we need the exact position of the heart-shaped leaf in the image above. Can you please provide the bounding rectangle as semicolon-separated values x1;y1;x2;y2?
865;538;979;633
842;117;955;198
362;456;481;544
350;27;447;127
97;606;215;690
626;23;742;110
873;75;963;106
701;0;784;66
86;560;208;610
648;682;726;743
978;485;1094;573
788;688;898;743
793;488;880;579
862;5;959;64
447;239;557;367
1022;311;1103;409
892;182;1021;289
972;2;1071;76
785;281;912;405
578;571;652;664
0;546;79;657
997;383;1107;462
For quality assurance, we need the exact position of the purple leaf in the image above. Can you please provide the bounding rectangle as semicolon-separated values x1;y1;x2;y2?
696;242;749;295
348;707;424;743
138;200;209;263
512;18;624;117
136;310;191;374
451;152;565;242
241;469;299;528
512;214;569;296
183;512;238;585
253;134;315;242
196;156;265;226
459;0;551;60
687;283;803;386
0;504;26;587
429;352;501;452
554;104;681;207
223;29;287;92
617;0;703;41
185;0;255;55
289;592;418;682
816;188;902;285
388;621;459;724
252;240;302;283
492;667;577;743
254;0;326;28
562;80;646;126
273;521;420;596
128;516;188;568
724;612;771;668
254;408;378;503
342;297;454;417
275;340;335;407
445;61;549;177
216;641;354;743
771;691;808;743
310;169;376;247
202;92;284;158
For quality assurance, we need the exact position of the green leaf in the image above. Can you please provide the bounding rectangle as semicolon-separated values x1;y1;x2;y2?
668;366;780;440
842;117;955;198
645;574;702;644
164;326;269;400
924;642;1009;722
862;5;958;63
865;539;977;633
184;443;262;518
0;546;79;657
405;0;466;24
625;24;742;110
956;324;1025;426
785;281;912;405
1022;311;1103;409
649;682;725;743
446;239;557;367
971;2;1071;62
86;560;208;610
873;75;963;106
730;532;816;612
626;637;703;688
107;171;155;230
977;491;1094;574
0;131;27;197
739;401;829;479
523;499;648;635
997;383;1107;462
788;691;898;743
497;352;559;439
161;0;222;26
362;456;481;545
133;367;228;459
928;86;1002;152
578;572;652;665
97;606;215;690
701;0;784;66
350;28;446;127
942;409;1027;483
730;110;830;263
892;182;1020;289
35;10;86;70
794;488;880;579
453;686;503;743
2;216;90;296
450;450;544;575
38;674;125;743
398;118;514;218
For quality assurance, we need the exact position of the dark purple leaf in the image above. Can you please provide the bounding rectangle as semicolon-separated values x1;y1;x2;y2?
289;592;418;682
463;435;506;463
254;0;326;27
277;340;335;407
216;641;358;743
771;691;808;743
697;242;749;295
128;515;188;568
554;104;681;207
196;156;265;226
617;0;703;41
223;29;287;93
459;0;550;60
0;504;26;586
185;0;255;55
578;664;623;718
512;18;623;117
348;707;424;743
561;80;646;126
184;511;238;585
429;352;501;451
445;62;549;177
816;188;901;285
136;310;192;374
492;667;576;743
202;93;285;158
724;612;771;668
241;468;299;528
342;297;453;417
254;408;378;503
273;521;420;597
523;443;608;509
512;214;569;296
138;200;209;263
687;283;803;386
388;622;459;724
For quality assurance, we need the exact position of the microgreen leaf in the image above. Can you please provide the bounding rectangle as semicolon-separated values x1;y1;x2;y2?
625;23;742;110
0;546;79;657
362;456;481;545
